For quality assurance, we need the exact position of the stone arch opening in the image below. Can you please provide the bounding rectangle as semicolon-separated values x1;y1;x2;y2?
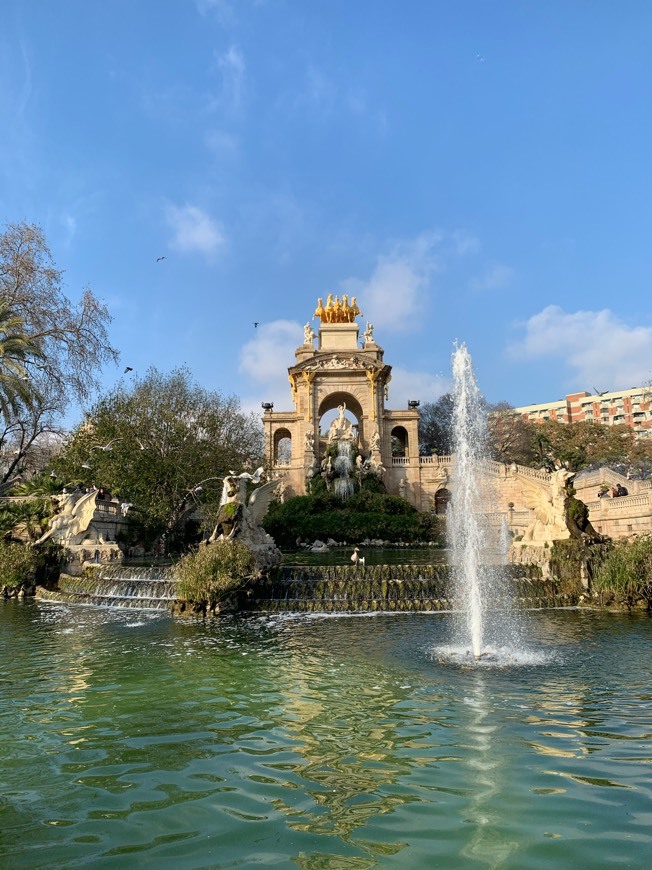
273;428;292;465
434;487;451;515
391;425;408;457
318;392;364;452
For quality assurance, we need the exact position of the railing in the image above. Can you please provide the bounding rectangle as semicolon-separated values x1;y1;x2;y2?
420;456;551;481
588;493;651;512
501;463;550;482
605;494;650;511
95;501;119;516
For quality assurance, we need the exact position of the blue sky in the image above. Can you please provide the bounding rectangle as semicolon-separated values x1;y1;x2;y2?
2;0;652;424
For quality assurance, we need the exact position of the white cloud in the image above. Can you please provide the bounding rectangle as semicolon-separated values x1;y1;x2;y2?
60;213;77;246
387;367;450;407
236;318;450;415
238;319;303;412
471;264;514;291
196;0;233;21
509;305;652;390
165;204;226;259
451;230;480;256
213;45;246;111
341;231;444;333
204;129;239;156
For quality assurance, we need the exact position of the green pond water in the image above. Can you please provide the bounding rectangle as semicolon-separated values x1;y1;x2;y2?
281;547;448;567
1;600;650;869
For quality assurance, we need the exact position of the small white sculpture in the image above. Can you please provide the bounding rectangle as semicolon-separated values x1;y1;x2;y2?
362;322;374;344
303;323;316;345
327;402;355;442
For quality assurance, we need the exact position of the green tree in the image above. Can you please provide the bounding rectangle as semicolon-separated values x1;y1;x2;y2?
486;402;537;465
0;221;118;489
418;394;455;455
53;367;264;551
532;419;646;472
0;302;41;420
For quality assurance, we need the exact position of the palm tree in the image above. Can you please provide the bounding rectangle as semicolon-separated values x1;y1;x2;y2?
0;300;41;421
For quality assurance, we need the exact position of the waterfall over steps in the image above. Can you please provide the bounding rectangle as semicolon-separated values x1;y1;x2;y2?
38;565;177;610
34;561;571;614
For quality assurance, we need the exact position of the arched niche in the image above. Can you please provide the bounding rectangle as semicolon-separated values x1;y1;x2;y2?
318;392;364;446
391;425;409;457
273;428;292;465
434;488;451;515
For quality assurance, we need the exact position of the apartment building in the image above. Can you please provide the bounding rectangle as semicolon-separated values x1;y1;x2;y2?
513;387;652;438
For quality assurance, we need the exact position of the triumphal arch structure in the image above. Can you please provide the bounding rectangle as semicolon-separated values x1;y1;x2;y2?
262;295;451;506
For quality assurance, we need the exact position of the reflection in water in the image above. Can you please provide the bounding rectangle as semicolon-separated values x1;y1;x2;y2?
274;650;418;845
1;603;651;868
460;673;518;867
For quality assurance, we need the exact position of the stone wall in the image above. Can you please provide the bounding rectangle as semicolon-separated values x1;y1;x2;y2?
240;563;578;613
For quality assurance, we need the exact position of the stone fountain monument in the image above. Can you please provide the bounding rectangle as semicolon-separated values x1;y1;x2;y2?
34;490;127;575
261;295;429;502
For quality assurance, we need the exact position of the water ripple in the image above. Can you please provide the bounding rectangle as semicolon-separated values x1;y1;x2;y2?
1;601;651;867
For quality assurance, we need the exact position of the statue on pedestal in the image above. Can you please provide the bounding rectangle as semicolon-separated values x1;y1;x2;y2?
327;402;355;442
209;468;281;570
303;323;316;345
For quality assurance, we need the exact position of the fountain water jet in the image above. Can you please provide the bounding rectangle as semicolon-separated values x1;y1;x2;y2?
449;343;488;659
445;343;527;664
333;441;355;500
499;516;511;566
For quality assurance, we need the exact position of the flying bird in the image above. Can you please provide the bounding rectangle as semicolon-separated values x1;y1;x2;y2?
593;386;609;396
124;366;133;373
253;322;259;328
91;438;123;452
156;256;166;262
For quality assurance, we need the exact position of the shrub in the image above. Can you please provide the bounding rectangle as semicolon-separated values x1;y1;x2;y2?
0;541;43;588
174;540;256;608
593;535;652;608
263;483;444;547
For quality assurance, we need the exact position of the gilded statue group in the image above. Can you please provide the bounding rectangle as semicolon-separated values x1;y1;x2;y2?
314;294;362;324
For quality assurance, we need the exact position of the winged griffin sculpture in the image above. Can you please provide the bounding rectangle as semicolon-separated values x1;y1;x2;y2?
208;468;281;570
511;466;573;545
34;490;99;547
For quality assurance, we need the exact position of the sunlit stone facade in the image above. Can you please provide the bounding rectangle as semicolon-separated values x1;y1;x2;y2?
261;299;448;505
